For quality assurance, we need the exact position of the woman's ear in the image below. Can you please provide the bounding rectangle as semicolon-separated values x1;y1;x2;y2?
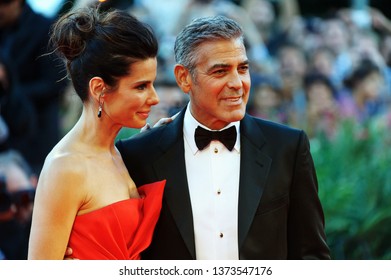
174;64;192;94
89;77;106;102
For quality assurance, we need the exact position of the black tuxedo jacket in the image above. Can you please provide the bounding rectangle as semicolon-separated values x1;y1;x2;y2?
116;108;330;259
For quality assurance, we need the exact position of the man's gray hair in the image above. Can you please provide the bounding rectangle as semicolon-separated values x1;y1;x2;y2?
174;15;244;74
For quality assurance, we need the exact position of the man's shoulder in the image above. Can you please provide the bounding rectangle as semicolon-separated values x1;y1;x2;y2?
124;125;166;141
116;125;170;152
243;115;309;154
245;114;302;136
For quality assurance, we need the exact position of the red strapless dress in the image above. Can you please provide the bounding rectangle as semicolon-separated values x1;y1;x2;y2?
67;180;165;260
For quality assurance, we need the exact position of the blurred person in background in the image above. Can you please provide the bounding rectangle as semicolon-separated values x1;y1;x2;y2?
339;58;386;124
303;72;340;139
241;0;307;59
246;75;285;124
0;149;37;260
241;0;278;48
308;46;338;88
0;0;67;175
320;16;354;89
275;41;307;127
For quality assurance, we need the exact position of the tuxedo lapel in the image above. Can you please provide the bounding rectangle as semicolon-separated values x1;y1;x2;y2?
238;115;272;248
152;109;196;259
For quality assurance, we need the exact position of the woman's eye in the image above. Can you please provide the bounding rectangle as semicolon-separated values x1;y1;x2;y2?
136;84;147;90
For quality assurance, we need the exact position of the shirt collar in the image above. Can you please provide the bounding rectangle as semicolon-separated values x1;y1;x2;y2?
183;103;240;154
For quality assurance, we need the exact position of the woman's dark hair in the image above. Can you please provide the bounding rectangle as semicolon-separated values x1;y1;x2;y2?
304;72;336;99
343;59;380;90
50;7;158;101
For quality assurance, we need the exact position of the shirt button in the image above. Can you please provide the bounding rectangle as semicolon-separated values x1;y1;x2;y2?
219;232;224;238
214;147;218;153
217;189;221;195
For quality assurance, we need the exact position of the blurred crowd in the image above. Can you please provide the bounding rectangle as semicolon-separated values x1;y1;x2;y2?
136;0;391;140
1;0;391;259
81;0;391;141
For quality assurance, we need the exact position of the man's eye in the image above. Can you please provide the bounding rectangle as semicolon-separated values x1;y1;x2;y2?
239;65;249;72
214;69;226;74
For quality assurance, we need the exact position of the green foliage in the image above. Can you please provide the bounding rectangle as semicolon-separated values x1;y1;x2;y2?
115;127;140;142
311;119;391;259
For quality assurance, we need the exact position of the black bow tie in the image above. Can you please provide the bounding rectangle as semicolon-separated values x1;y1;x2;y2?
194;125;237;151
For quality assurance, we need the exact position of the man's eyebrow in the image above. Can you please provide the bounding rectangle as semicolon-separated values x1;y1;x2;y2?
207;63;230;72
207;60;249;72
240;59;250;66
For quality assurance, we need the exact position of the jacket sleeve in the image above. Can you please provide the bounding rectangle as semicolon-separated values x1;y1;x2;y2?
287;131;331;259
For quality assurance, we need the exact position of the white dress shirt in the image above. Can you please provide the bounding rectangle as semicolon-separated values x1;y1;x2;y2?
183;106;240;260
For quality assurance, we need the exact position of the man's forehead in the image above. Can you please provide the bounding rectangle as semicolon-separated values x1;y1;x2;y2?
196;40;247;61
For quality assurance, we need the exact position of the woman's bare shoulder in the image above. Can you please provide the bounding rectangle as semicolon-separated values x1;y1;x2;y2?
44;148;86;174
37;147;89;194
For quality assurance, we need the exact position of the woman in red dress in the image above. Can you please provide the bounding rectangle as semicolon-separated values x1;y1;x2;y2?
28;6;165;260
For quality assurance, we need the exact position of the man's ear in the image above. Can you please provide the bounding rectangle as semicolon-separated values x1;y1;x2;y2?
174;64;192;94
89;76;106;102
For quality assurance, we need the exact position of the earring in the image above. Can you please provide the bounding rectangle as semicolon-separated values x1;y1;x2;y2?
97;93;104;118
97;104;102;118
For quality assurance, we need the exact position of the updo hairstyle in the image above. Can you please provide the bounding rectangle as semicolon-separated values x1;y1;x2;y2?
50;7;158;101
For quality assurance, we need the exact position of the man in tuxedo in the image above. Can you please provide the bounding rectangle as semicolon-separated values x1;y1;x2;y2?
116;15;330;260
